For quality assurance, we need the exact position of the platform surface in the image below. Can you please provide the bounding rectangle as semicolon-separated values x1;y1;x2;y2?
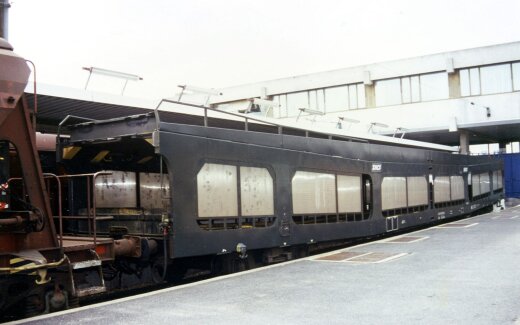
16;206;520;325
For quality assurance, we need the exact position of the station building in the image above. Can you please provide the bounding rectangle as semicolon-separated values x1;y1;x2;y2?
209;41;520;155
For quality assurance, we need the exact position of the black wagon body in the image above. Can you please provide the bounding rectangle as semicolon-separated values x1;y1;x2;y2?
59;111;503;259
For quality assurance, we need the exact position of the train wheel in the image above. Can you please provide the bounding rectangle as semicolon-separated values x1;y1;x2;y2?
24;294;44;318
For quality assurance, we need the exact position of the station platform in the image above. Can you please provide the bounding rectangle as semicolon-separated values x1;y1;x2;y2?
14;206;520;325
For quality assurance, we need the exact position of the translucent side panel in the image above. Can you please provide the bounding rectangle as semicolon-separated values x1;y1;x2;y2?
95;171;137;208
401;77;411;103
287;91;309;117
420;72;449;101
498;170;503;189
472;174;481;197
407;176;428;206
450;176;465;200
337;175;361;213
434;176;450;203
140;172;171;210
292;171;336;214
348;84;358;109
375;78;401;106
357;84;366;108
240;167;274;216
197;163;238;218
513;63;520;91
480;64;513;95
480;172;490;194
324;86;349;112
470;68;480;95
381;177;407;210
460;69;470;96
492;171;499;190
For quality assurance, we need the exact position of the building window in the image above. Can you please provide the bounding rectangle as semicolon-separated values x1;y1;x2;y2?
324;83;365;112
324;85;349;112
375;78;402;106
348;84;358;109
460;62;519;96
375;72;448;107
513;63;520;91
308;89;325;112
357;84;366;108
286;91;309;117
480;64;512;94
272;83;366;117
420;72;449;101
272;94;287;118
469;68;480;95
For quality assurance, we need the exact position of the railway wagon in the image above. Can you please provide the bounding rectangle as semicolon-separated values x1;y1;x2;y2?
0;35;503;319
57;105;503;268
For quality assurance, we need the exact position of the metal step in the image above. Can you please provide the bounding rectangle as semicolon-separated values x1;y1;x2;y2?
71;259;102;270
76;286;106;297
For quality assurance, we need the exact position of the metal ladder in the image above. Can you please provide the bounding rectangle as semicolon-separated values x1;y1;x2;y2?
67;249;106;298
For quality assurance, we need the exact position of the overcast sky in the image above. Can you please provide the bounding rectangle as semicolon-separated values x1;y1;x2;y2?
8;0;520;100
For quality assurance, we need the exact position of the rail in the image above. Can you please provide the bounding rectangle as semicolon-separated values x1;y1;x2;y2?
153;99;369;143
43;173;62;247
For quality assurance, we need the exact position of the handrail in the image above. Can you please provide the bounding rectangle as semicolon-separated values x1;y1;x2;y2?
57;114;96;137
42;173;62;248
91;171;112;246
153;98;369;143
155;99;282;130
8;172;112;248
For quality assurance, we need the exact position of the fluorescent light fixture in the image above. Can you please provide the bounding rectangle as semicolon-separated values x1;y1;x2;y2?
83;66;143;95
368;122;389;133
83;67;143;81
296;107;325;122
298;108;325;116
338;117;360;124
336;117;360;130
176;84;222;105
178;85;222;96
393;127;410;139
